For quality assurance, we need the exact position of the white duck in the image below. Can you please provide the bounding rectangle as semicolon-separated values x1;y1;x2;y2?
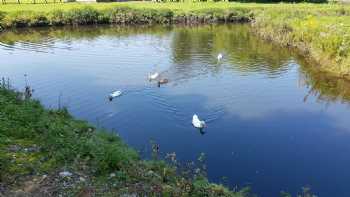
108;90;122;101
148;72;160;81
192;114;206;129
217;53;223;61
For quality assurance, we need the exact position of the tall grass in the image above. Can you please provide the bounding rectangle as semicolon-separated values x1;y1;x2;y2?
0;6;253;27
252;7;350;78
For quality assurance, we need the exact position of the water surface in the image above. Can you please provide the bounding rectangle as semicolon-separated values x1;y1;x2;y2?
1;25;350;197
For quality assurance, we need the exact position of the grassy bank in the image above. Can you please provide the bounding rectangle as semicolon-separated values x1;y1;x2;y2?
0;83;253;196
252;6;350;79
0;2;349;78
0;3;254;27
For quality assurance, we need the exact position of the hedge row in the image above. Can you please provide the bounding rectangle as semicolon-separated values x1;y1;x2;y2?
0;6;253;29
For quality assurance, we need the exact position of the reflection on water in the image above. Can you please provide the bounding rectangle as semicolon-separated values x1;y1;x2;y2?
171;25;292;77
299;59;350;104
1;25;350;197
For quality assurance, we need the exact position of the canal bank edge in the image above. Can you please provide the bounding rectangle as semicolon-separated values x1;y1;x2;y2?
0;4;349;80
251;8;350;80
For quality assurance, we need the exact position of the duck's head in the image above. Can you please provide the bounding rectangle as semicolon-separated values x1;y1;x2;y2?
157;78;169;87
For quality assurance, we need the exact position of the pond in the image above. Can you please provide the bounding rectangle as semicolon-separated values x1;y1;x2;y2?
1;24;350;197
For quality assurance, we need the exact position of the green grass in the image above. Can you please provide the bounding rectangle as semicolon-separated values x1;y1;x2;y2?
0;2;344;13
0;5;253;29
252;6;350;77
0;85;138;177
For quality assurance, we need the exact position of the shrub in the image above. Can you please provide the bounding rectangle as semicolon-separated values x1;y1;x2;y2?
106;7;139;24
153;9;174;24
193;8;225;23
29;13;49;27
225;8;253;22
64;6;100;25
48;9;66;26
0;11;5;22
0;5;254;28
2;11;33;28
1;11;48;27
97;9;111;24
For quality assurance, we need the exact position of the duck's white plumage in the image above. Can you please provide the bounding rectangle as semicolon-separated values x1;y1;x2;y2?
192;114;206;128
148;72;160;80
217;53;223;61
109;90;122;100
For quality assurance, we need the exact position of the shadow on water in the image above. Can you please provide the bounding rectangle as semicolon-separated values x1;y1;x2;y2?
1;24;350;197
